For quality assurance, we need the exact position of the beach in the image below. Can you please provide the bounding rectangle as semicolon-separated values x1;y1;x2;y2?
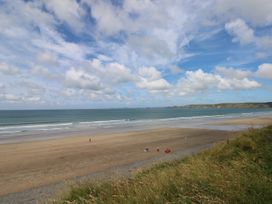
0;128;235;201
0;115;272;203
209;116;272;126
2;1;272;202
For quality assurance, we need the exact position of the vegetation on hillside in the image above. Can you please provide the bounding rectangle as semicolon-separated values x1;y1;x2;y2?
184;102;272;109
55;126;272;204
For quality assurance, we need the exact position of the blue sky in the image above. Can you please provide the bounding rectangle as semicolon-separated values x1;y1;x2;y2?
0;0;272;109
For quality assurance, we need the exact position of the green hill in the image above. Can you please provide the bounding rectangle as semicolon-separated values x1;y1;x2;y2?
55;126;272;204
184;102;272;109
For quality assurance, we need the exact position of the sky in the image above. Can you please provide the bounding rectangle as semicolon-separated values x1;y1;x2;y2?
0;0;272;109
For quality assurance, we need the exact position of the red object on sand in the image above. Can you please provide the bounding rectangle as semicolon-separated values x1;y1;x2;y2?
164;148;171;153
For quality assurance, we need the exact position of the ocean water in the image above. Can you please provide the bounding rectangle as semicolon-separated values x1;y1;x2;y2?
0;107;272;143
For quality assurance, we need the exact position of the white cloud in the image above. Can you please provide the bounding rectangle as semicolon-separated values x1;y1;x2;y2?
36;51;59;66
65;68;103;90
256;52;269;59
0;2;54;70
137;67;171;92
87;59;135;85
224;18;272;55
256;36;272;50
0;62;20;75
65;62;169;96
0;80;47;104
123;0;154;13
0;93;42;103
0;1;91;63
62;88;77;97
176;69;260;95
42;0;85;31
106;63;135;84
63;59;135;101
177;69;220;95
256;63;272;79
127;35;174;65
26;96;41;102
215;66;251;79
220;78;261;90
2;94;21;102
87;0;124;35
83;88;122;101
0;0;271;107
97;54;113;62
216;0;272;27
20;81;46;96
31;66;58;80
88;0;213;66
225;19;255;45
32;28;92;61
138;79;171;92
138;66;162;81
169;65;182;74
0;1;55;39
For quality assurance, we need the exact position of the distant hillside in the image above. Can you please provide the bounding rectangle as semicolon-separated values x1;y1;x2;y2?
184;102;272;109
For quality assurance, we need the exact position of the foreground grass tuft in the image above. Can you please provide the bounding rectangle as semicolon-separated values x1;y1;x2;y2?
54;126;272;204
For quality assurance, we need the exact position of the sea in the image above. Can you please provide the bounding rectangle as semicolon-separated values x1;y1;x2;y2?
0;107;272;143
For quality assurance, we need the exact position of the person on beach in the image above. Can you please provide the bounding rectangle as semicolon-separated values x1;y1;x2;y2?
164;148;171;153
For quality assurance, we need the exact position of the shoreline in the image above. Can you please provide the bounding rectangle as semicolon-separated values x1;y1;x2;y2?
0;115;272;203
1;111;272;144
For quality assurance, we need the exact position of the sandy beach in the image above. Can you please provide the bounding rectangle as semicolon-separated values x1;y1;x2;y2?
209;116;272;126
0;115;272;203
2;0;272;202
0;128;236;197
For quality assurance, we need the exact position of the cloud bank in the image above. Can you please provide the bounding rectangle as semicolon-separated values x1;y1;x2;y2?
0;0;271;108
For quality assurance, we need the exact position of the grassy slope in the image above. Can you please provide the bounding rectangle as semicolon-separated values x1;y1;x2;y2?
184;102;272;109
55;126;272;204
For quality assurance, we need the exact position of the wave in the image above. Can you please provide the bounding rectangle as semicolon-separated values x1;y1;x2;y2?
0;122;73;130
0;120;131;134
1;110;272;135
0;122;74;133
78;119;128;125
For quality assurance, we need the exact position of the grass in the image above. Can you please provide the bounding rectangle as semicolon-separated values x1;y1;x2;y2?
54;126;272;204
